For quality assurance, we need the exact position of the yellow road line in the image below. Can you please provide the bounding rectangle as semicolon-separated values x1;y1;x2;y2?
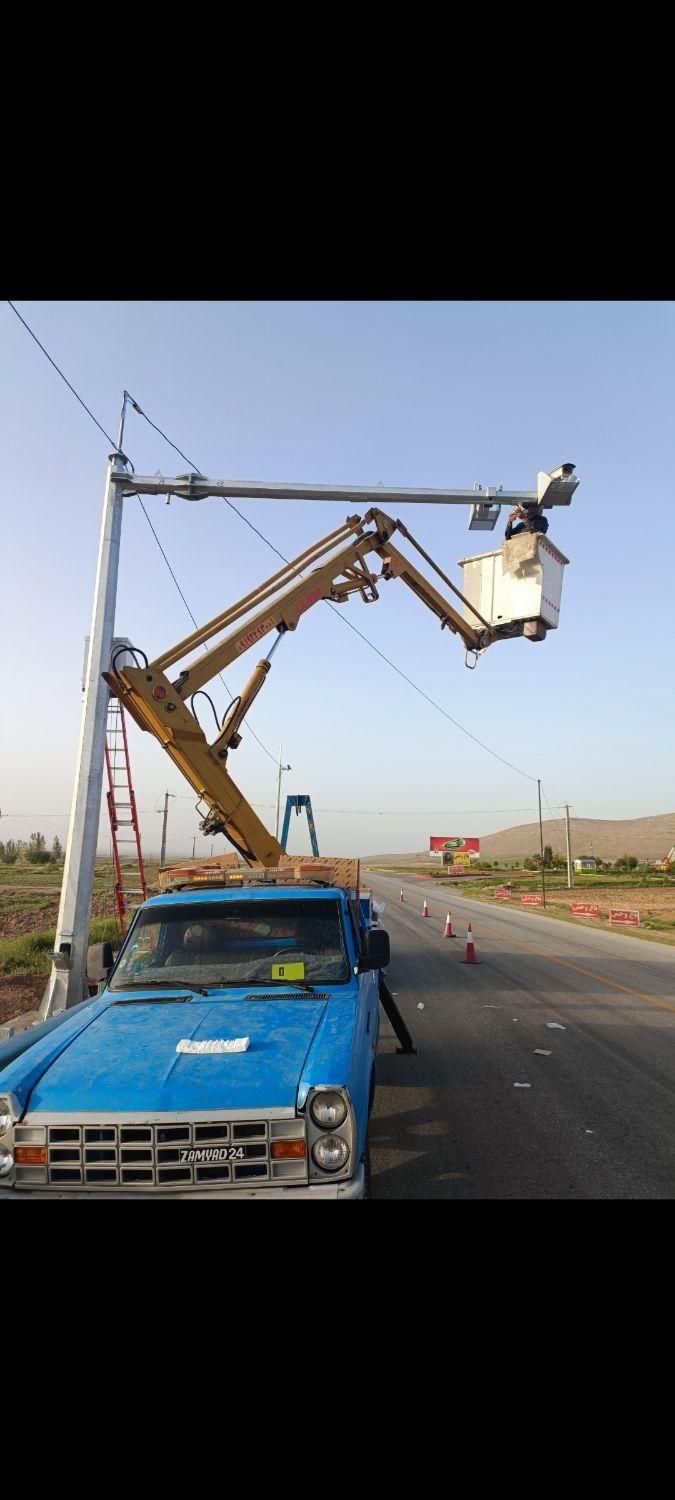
466;919;675;1016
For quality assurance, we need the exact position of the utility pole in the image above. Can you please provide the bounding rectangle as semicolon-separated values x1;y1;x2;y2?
537;778;546;908
40;405;129;1019
192;837;196;859
275;745;292;841
159;792;173;868
564;803;574;889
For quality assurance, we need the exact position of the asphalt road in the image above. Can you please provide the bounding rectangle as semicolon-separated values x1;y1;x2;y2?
367;872;675;1199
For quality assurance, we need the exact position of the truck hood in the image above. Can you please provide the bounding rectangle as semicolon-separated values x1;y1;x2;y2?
26;995;328;1114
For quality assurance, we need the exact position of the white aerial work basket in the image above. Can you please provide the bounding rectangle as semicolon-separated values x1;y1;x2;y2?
457;532;569;642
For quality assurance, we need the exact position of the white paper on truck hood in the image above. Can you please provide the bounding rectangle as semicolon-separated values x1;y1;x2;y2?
176;1037;250;1054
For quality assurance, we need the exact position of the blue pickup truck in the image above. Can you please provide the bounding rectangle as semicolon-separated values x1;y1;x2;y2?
0;868;393;1199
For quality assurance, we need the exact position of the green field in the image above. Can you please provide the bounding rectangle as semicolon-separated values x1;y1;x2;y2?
0;857;162;890
0;918;119;976
0;857;162;978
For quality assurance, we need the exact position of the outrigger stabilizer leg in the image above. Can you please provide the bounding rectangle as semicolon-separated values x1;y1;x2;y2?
378;972;417;1055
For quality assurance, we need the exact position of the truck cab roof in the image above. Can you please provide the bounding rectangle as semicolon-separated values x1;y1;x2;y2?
143;884;350;909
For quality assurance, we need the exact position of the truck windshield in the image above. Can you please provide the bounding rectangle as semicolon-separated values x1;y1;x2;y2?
109;898;350;990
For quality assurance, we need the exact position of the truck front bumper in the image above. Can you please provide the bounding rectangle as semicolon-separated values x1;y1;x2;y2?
0;1163;365;1201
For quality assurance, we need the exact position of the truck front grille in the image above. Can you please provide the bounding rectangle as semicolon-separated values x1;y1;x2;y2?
15;1117;307;1191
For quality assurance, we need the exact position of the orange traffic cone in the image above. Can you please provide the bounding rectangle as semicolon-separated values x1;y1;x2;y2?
444;911;455;938
461;923;480;964
400;889;405;902
422;897;430;917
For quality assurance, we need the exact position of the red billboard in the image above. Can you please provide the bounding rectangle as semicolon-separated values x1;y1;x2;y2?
429;836;480;854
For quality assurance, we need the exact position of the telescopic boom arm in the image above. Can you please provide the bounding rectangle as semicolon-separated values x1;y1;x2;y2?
104;508;523;866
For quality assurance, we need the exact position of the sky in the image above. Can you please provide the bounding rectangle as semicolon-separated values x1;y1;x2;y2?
0;300;673;861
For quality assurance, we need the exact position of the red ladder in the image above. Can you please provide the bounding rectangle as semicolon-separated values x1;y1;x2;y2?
104;699;148;936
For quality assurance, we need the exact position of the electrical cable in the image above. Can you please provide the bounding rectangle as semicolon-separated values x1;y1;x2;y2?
7;301;129;461
136;499;202;635
296;804;539;816
123;392;200;475
540;786;568;838
1;803;540;819
123;391;292;571
324;602;538;780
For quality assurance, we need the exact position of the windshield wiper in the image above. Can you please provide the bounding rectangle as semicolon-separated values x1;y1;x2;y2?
192;976;319;994
110;980;209;999
112;996;196;1006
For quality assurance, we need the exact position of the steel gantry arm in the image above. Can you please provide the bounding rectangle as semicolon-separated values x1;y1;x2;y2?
104;509;496;867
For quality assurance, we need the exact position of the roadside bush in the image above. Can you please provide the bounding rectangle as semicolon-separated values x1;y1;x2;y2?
614;854;639;872
26;832;51;865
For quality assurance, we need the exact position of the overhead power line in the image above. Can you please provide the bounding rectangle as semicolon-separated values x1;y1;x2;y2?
0;813;71;820
1;803;545;820
7;301;125;456
304;806;539;816
540;785;567;838
324;603;537;780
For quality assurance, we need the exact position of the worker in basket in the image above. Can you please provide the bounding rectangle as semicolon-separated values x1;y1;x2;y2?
504;501;549;541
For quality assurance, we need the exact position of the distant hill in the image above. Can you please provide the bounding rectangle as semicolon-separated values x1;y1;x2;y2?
363;813;675;865
479;813;675;863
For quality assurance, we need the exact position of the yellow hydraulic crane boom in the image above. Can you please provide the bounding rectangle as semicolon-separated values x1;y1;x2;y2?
104;508;509;867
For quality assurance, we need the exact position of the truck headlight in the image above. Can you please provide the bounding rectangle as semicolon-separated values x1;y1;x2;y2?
0;1097;15;1136
310;1090;348;1130
0;1146;14;1177
311;1136;349;1173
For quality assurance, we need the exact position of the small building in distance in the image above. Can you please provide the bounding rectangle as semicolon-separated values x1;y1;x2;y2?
574;855;597;872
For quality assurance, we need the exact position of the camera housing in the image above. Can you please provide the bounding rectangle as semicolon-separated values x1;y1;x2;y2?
537;463;578;507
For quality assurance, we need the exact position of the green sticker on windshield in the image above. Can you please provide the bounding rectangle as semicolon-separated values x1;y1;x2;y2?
271;961;305;981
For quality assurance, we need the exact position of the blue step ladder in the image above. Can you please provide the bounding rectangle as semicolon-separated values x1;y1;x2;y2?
280;795;319;856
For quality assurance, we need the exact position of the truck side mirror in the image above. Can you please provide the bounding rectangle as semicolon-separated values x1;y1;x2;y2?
359;927;390;972
87;941;114;985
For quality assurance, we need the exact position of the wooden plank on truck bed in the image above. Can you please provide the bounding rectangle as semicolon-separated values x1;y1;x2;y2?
158;852;240;890
278;855;360;890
